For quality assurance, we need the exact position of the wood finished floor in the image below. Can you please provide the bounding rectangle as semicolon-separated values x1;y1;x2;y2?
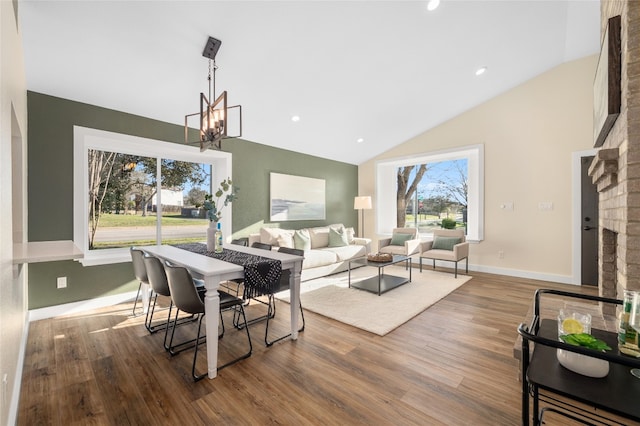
18;270;626;425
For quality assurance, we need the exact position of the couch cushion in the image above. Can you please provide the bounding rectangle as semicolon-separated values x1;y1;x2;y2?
390;233;414;246
329;227;349;247
260;227;293;246
308;224;345;249
308;226;329;249
302;249;338;269
422;249;458;261
379;245;409;255
324;244;366;261
293;229;311;251
432;236;462;251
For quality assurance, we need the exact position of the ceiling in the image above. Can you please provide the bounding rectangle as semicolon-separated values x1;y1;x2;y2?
19;0;601;165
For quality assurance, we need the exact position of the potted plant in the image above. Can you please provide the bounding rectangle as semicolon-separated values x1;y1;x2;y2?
203;178;238;250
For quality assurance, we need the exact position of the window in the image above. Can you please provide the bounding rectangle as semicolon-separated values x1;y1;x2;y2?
74;126;232;265
375;145;484;242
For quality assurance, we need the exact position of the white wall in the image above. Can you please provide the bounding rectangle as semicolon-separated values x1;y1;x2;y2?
1;1;29;424
359;55;597;283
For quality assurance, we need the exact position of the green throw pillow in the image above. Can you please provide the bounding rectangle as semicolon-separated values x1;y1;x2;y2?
432;236;462;251
293;229;311;251
390;233;413;246
328;227;349;247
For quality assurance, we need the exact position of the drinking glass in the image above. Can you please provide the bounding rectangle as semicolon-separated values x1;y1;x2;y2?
628;291;640;378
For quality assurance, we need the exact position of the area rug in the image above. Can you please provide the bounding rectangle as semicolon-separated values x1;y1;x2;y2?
276;265;472;336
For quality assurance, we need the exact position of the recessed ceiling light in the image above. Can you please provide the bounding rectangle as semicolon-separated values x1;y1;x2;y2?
427;0;440;11
357;138;364;143
475;67;487;76
291;115;300;122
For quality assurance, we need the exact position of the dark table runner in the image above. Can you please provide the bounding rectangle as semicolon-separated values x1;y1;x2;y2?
173;243;282;298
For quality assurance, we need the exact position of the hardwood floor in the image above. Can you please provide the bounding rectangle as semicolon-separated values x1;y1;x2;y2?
17;271;625;425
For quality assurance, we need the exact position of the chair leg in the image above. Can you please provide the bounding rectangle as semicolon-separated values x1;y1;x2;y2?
219;310;225;339
265;298;306;347
234;296;275;329
167;309;203;356
192;314;208;382
454;261;458;278
132;282;142;316
419;257;423;272
163;301;174;351
217;305;253;372
466;257;469;274
144;292;158;333
433;259;436;270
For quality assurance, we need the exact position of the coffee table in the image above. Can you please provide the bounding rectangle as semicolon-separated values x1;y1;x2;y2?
348;255;411;296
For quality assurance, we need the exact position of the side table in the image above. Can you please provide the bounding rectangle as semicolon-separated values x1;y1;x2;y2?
518;289;640;425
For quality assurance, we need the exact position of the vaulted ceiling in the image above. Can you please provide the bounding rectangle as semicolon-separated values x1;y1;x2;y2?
20;0;600;165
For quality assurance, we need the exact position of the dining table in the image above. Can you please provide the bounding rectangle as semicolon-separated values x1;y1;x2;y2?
141;243;303;379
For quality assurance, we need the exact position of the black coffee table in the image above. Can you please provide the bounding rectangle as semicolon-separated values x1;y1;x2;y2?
348;255;411;296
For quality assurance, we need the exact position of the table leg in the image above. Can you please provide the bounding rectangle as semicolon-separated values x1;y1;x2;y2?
289;260;302;339
204;275;221;379
141;283;151;314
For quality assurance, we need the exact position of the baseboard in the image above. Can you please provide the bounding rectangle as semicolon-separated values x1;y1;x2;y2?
29;291;139;322
7;310;29;426
468;263;575;285
414;259;576;285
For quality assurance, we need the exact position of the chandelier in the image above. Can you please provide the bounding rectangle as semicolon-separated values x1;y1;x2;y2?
185;36;242;152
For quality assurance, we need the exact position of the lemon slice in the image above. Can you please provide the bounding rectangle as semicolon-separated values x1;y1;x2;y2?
562;318;584;334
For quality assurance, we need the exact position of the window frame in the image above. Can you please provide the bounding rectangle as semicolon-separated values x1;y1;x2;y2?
73;126;232;266
374;144;484;242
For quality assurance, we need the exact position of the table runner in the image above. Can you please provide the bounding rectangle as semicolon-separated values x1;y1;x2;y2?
173;243;282;298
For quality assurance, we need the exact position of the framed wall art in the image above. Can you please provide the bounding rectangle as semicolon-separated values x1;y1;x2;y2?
270;172;326;221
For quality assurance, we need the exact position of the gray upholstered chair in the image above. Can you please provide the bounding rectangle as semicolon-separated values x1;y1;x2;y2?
164;261;252;381
419;229;469;278
378;228;421;257
130;247;149;316
143;254;202;348
264;246;306;347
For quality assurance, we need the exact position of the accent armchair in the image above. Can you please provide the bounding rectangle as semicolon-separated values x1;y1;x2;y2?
419;229;469;278
378;228;421;257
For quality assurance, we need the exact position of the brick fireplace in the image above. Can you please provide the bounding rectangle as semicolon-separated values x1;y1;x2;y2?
589;1;640;312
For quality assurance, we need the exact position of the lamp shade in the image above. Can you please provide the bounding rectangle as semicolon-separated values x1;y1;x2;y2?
354;196;372;210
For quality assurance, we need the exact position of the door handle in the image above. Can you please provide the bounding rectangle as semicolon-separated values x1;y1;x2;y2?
583;226;593;231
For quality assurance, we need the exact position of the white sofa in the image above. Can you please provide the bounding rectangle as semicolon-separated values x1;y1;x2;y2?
248;224;371;281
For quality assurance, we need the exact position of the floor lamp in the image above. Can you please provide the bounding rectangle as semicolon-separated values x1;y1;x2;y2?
354;196;372;238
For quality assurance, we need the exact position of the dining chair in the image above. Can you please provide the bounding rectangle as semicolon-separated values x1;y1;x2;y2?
164;261;252;381
220;239;250;298
130;247;149;316
263;247;306;346
233;242;276;328
143;254;201;347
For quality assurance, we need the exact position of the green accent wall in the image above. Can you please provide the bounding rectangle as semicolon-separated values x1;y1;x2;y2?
27;91;358;309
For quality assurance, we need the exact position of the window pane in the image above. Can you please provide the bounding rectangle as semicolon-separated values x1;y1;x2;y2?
399;159;468;234
88;150;157;250
159;161;210;246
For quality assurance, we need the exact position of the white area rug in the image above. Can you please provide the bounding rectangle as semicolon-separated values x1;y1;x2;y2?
277;265;472;336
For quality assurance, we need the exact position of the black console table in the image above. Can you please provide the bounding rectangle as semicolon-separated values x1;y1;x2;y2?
517;289;640;425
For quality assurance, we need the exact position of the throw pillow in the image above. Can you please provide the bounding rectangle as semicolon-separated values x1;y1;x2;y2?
344;227;356;243
277;234;294;248
328;227;349;247
293;229;311;251
390;233;413;246
432;236;462;251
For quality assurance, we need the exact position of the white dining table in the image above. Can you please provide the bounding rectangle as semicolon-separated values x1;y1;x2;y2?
141;244;303;379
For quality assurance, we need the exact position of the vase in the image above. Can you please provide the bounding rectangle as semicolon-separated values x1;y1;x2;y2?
206;221;217;251
556;349;610;378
